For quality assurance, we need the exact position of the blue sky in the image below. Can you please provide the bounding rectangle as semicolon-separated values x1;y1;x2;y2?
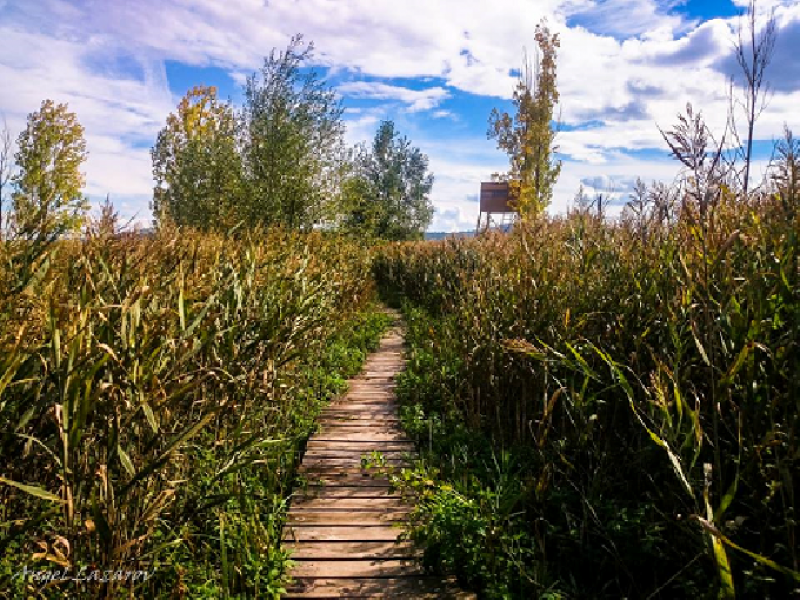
1;0;798;231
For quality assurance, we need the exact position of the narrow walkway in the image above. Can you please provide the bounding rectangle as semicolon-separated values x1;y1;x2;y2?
282;312;472;599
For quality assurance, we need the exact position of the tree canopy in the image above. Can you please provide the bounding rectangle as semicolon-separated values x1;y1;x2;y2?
241;35;345;230
152;36;348;232
341;120;434;241
12;99;88;241
152;85;242;230
488;19;561;219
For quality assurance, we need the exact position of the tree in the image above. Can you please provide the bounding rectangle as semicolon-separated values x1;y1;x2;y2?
242;35;345;230
729;0;777;197
488;19;561;219
152;86;243;230
12;100;88;241
343;121;434;241
0;117;12;237
339;145;382;234
771;125;799;216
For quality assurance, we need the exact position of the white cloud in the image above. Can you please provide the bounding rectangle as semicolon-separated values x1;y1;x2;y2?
565;0;689;38
430;206;477;232
336;82;450;112
0;17;173;225
1;0;797;231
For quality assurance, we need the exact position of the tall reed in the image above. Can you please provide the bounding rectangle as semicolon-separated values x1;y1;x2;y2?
374;190;799;598
1;225;380;598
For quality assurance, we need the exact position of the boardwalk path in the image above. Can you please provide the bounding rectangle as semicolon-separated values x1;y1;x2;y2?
283;311;472;599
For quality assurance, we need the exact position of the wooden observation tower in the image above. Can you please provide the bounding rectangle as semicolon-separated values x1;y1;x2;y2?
476;181;518;233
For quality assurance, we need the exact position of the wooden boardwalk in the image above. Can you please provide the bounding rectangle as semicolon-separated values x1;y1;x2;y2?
282;314;472;599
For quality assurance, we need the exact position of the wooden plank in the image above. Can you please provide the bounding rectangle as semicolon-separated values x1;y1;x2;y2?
306;440;413;447
318;422;401;429
316;424;402;431
305;442;413;452
311;436;407;445
320;409;398;416
319;415;401;422
284;541;417;560
292;487;403;501
303;451;411;460
328;402;396;408
297;475;393;486
289;559;422;578
298;469;392;481
314;428;408;437
283;525;404;542
291;498;410;510
303;449;409;456
319;417;400;422
301;458;408;468
284;577;473;599
320;409;399;415
317;422;400;429
306;438;413;445
305;445;411;452
328;400;398;411
286;511;409;524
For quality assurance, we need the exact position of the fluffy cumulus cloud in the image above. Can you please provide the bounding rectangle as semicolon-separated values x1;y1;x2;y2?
0;0;797;230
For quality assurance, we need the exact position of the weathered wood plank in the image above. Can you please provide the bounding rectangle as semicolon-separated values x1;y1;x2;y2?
292;486;403;501
301;459;408;469
304;443;413;453
286;510;409;524
312;434;411;442
298;474;393;485
284;577;473;599
284;541;417;559
320;410;398;417
319;416;401;423
289;559;422;578
283;525;404;542
291;498;410;510
302;450;408;458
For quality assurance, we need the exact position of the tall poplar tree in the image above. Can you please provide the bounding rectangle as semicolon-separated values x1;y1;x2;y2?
488;19;561;218
12;100;89;241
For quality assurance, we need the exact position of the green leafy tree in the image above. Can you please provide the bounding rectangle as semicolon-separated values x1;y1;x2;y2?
152;85;243;230
342;121;434;241
242;35;344;229
488;19;561;218
12;100;89;240
339;146;382;234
